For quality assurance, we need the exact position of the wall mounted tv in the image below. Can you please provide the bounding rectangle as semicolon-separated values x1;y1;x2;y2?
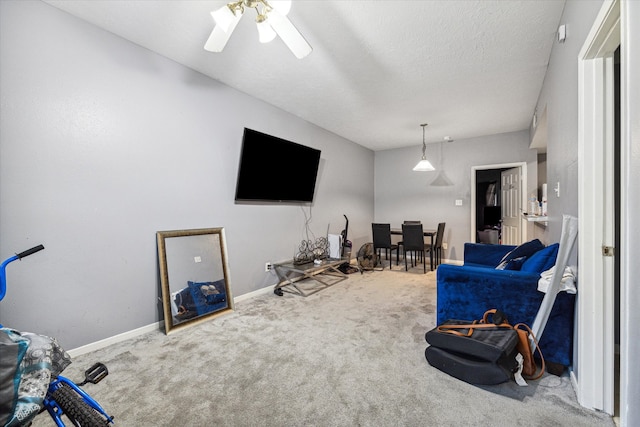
235;128;322;203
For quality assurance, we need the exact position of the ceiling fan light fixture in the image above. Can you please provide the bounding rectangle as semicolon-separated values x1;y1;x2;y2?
256;16;277;43
205;0;311;58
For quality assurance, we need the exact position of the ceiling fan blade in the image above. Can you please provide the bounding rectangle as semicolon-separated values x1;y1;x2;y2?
204;11;241;52
269;0;292;16
268;10;312;59
211;4;238;33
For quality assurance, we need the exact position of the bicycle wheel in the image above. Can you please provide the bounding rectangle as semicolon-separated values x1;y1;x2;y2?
49;382;111;426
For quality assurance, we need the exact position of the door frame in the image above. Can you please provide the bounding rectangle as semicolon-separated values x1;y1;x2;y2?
576;0;619;416
470;162;527;243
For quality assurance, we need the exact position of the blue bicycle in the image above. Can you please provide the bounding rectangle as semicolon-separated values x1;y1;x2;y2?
1;245;115;426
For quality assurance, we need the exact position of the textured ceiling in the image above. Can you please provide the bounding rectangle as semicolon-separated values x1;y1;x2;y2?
42;0;565;151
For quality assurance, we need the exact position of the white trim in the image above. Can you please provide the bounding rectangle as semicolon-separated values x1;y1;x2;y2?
576;0;619;415
233;283;275;302
619;1;640;425
580;0;621;60
470;162;527;243
68;285;275;357
68;321;162;358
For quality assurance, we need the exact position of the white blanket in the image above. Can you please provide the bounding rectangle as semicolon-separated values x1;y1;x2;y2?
537;265;577;294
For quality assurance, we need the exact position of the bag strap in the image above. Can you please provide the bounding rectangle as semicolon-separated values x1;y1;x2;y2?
437;309;512;337
436;322;513;337
515;322;546;380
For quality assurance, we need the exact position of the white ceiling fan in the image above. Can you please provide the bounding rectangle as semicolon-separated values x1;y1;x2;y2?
204;0;312;59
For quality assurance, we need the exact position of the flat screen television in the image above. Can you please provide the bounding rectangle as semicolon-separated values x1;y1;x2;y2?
235;128;321;203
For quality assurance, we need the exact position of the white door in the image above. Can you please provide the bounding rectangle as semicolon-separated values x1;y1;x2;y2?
577;0;621;415
501;167;522;245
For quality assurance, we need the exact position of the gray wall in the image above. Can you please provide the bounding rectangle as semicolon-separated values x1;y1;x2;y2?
530;0;603;396
532;0;605;242
532;1;640;423
0;1;374;349
374;130;537;261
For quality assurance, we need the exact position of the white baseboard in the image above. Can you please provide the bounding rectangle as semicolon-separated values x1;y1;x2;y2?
570;367;580;404
67;284;275;357
68;321;162;358
233;283;274;303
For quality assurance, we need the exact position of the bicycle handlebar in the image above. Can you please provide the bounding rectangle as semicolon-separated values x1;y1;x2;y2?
16;245;45;259
0;244;45;302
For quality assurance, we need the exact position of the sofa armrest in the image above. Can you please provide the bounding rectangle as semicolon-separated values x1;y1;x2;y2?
437;264;542;324
463;243;515;267
436;263;575;366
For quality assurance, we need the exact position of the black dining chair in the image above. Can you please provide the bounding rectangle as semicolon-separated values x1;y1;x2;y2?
372;223;399;269
425;222;446;267
401;223;426;273
397;221;421;260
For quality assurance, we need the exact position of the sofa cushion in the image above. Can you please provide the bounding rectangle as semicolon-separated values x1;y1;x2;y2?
521;243;559;273
498;239;544;266
464;243;516;268
495;256;527;271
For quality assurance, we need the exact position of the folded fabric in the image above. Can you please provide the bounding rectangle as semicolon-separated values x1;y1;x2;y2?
537;266;577;294
0;328;72;426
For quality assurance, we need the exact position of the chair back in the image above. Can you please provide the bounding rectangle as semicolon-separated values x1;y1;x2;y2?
401;223;424;251
398;221;421;244
372;223;392;249
435;222;446;248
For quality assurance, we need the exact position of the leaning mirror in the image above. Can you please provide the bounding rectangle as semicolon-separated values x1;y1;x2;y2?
157;228;233;334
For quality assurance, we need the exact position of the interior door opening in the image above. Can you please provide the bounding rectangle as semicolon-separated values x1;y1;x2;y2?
471;163;526;245
475;168;508;244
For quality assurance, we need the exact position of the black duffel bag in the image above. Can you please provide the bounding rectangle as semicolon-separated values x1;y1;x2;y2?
424;310;520;385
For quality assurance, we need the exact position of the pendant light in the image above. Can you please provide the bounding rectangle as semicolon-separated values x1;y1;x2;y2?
430;136;454;186
413;123;435;172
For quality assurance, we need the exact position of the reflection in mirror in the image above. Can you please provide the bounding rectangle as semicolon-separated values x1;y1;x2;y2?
157;228;233;334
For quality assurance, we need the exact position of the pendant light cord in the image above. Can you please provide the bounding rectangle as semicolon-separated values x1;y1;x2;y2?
421;123;428;159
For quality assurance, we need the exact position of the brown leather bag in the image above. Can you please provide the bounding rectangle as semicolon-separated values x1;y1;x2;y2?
514;322;545;380
436;309;546;380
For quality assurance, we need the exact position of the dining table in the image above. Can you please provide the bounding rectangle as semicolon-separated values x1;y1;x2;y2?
390;227;437;270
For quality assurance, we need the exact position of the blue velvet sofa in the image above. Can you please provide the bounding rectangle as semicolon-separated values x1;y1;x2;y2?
436;241;575;368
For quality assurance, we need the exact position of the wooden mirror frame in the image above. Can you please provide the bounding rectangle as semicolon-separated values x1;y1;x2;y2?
157;227;233;334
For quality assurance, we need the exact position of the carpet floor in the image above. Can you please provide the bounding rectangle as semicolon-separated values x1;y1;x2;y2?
31;263;614;426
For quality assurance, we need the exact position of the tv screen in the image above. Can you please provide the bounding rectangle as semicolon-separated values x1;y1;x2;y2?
235;128;321;203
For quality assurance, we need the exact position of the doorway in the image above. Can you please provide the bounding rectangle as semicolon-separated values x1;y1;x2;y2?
470;162;527;244
475;168;505;244
576;0;620;417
